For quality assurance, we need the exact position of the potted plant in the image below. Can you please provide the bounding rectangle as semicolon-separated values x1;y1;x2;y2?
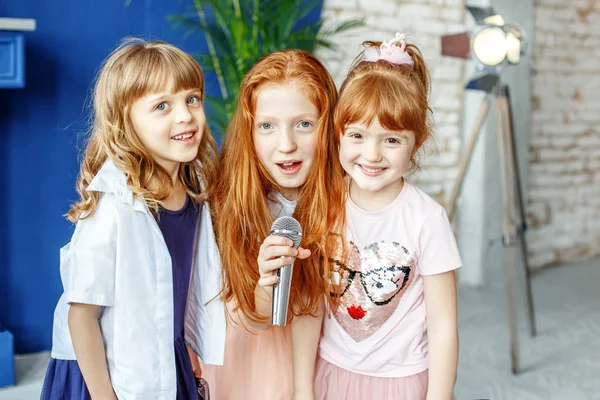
170;0;363;136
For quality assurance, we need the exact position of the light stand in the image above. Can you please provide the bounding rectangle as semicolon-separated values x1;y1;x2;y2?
441;6;536;374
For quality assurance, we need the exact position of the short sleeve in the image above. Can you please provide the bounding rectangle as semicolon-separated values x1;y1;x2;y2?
418;207;462;276
61;199;118;306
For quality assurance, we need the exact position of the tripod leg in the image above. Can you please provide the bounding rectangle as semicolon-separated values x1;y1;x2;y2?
495;90;520;374
518;222;537;336
500;85;537;337
447;94;492;222
506;246;520;374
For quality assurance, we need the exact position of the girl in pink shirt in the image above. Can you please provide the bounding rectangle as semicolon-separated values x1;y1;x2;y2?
314;33;462;400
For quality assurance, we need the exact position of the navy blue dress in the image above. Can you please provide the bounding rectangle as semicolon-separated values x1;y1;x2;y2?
41;197;201;400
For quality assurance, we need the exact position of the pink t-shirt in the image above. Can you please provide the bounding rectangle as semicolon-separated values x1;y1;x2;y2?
318;180;462;378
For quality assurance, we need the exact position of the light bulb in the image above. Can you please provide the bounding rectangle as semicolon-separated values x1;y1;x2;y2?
472;26;507;67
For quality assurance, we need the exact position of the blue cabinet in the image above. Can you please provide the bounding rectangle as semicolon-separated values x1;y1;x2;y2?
0;330;14;388
0;18;35;89
0;32;25;89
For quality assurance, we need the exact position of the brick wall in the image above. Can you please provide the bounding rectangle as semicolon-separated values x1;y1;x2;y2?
527;0;600;267
317;0;468;201
319;0;600;269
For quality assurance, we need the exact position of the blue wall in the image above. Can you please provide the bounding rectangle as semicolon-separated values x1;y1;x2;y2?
0;0;215;354
1;1;323;354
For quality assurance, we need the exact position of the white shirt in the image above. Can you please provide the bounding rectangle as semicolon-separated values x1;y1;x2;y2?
50;159;226;399
267;191;297;219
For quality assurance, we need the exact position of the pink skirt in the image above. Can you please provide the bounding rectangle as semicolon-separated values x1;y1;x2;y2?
314;357;429;400
201;301;293;400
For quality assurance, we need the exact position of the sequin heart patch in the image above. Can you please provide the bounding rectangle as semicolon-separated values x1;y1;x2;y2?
331;241;416;342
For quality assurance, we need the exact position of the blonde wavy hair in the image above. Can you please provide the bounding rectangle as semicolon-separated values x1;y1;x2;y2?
67;38;218;222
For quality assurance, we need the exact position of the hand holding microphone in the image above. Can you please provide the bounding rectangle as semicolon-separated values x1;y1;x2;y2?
257;216;310;325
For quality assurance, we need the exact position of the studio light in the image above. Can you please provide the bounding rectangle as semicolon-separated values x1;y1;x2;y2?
440;5;536;375
472;26;507;66
441;6;526;74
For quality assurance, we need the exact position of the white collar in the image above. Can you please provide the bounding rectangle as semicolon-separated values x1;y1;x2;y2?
86;158;148;213
86;158;207;214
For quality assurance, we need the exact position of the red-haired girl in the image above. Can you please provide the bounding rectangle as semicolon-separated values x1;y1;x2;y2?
314;34;462;400
202;49;346;400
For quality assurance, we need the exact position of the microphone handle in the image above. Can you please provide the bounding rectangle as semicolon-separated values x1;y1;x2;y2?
271;259;294;326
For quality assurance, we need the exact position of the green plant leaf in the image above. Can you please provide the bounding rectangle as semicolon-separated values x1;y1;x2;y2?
170;0;364;138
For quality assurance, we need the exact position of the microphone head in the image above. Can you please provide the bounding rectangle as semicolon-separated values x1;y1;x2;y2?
270;216;302;248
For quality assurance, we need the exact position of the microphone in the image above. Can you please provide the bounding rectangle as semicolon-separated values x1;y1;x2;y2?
270;216;302;326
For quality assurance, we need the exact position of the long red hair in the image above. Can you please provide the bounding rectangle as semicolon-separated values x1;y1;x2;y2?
211;50;346;323
335;41;433;168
